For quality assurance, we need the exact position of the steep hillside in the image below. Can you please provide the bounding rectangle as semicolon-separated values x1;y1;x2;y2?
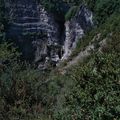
0;0;120;120
41;13;120;120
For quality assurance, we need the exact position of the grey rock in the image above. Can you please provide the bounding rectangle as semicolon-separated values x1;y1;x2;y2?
5;1;93;68
5;0;61;67
62;5;93;60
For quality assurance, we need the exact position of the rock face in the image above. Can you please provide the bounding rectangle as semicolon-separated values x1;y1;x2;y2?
5;0;61;68
62;5;93;60
5;0;93;68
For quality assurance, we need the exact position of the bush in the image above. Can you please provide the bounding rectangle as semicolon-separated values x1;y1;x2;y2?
0;1;120;120
0;43;49;119
65;6;78;21
92;0;120;24
45;51;120;120
38;14;120;120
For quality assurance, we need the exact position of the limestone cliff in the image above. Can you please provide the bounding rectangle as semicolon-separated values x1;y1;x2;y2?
62;5;93;60
5;0;93;68
5;0;61;68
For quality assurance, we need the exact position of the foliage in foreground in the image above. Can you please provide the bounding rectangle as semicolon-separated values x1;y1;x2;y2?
0;0;120;120
0;43;49;120
42;32;120;120
65;6;78;21
0;31;120;120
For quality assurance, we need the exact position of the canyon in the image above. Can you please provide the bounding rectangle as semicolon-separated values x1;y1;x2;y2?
5;0;93;69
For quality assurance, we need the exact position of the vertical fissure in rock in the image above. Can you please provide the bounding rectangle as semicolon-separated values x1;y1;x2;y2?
5;0;93;68
62;5;94;60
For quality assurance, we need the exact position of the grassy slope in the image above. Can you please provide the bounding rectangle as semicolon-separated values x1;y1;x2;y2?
59;13;120;68
43;13;120;120
0;12;119;120
0;1;120;119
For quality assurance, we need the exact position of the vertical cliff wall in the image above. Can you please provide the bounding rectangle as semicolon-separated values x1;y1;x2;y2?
5;0;61;68
5;0;93;68
62;5;93;60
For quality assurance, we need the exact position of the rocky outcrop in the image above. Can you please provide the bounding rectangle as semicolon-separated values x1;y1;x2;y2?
5;0;61;68
5;0;93;68
62;5;93;60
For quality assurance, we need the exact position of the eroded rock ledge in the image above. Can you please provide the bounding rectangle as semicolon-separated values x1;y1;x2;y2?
5;0;93;69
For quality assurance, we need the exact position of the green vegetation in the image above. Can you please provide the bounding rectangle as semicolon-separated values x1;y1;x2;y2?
0;43;49;119
47;36;120;120
0;0;120;120
65;6;78;21
0;32;120;120
38;0;68;15
70;13;120;58
91;0;120;24
38;0;120;24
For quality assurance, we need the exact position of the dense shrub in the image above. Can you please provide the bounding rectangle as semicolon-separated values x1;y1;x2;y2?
32;11;120;119
44;34;120;119
38;0;69;15
69;13;120;58
65;6;78;21
93;0;120;24
0;32;119;120
0;43;49;119
0;0;120;120
25;0;120;24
